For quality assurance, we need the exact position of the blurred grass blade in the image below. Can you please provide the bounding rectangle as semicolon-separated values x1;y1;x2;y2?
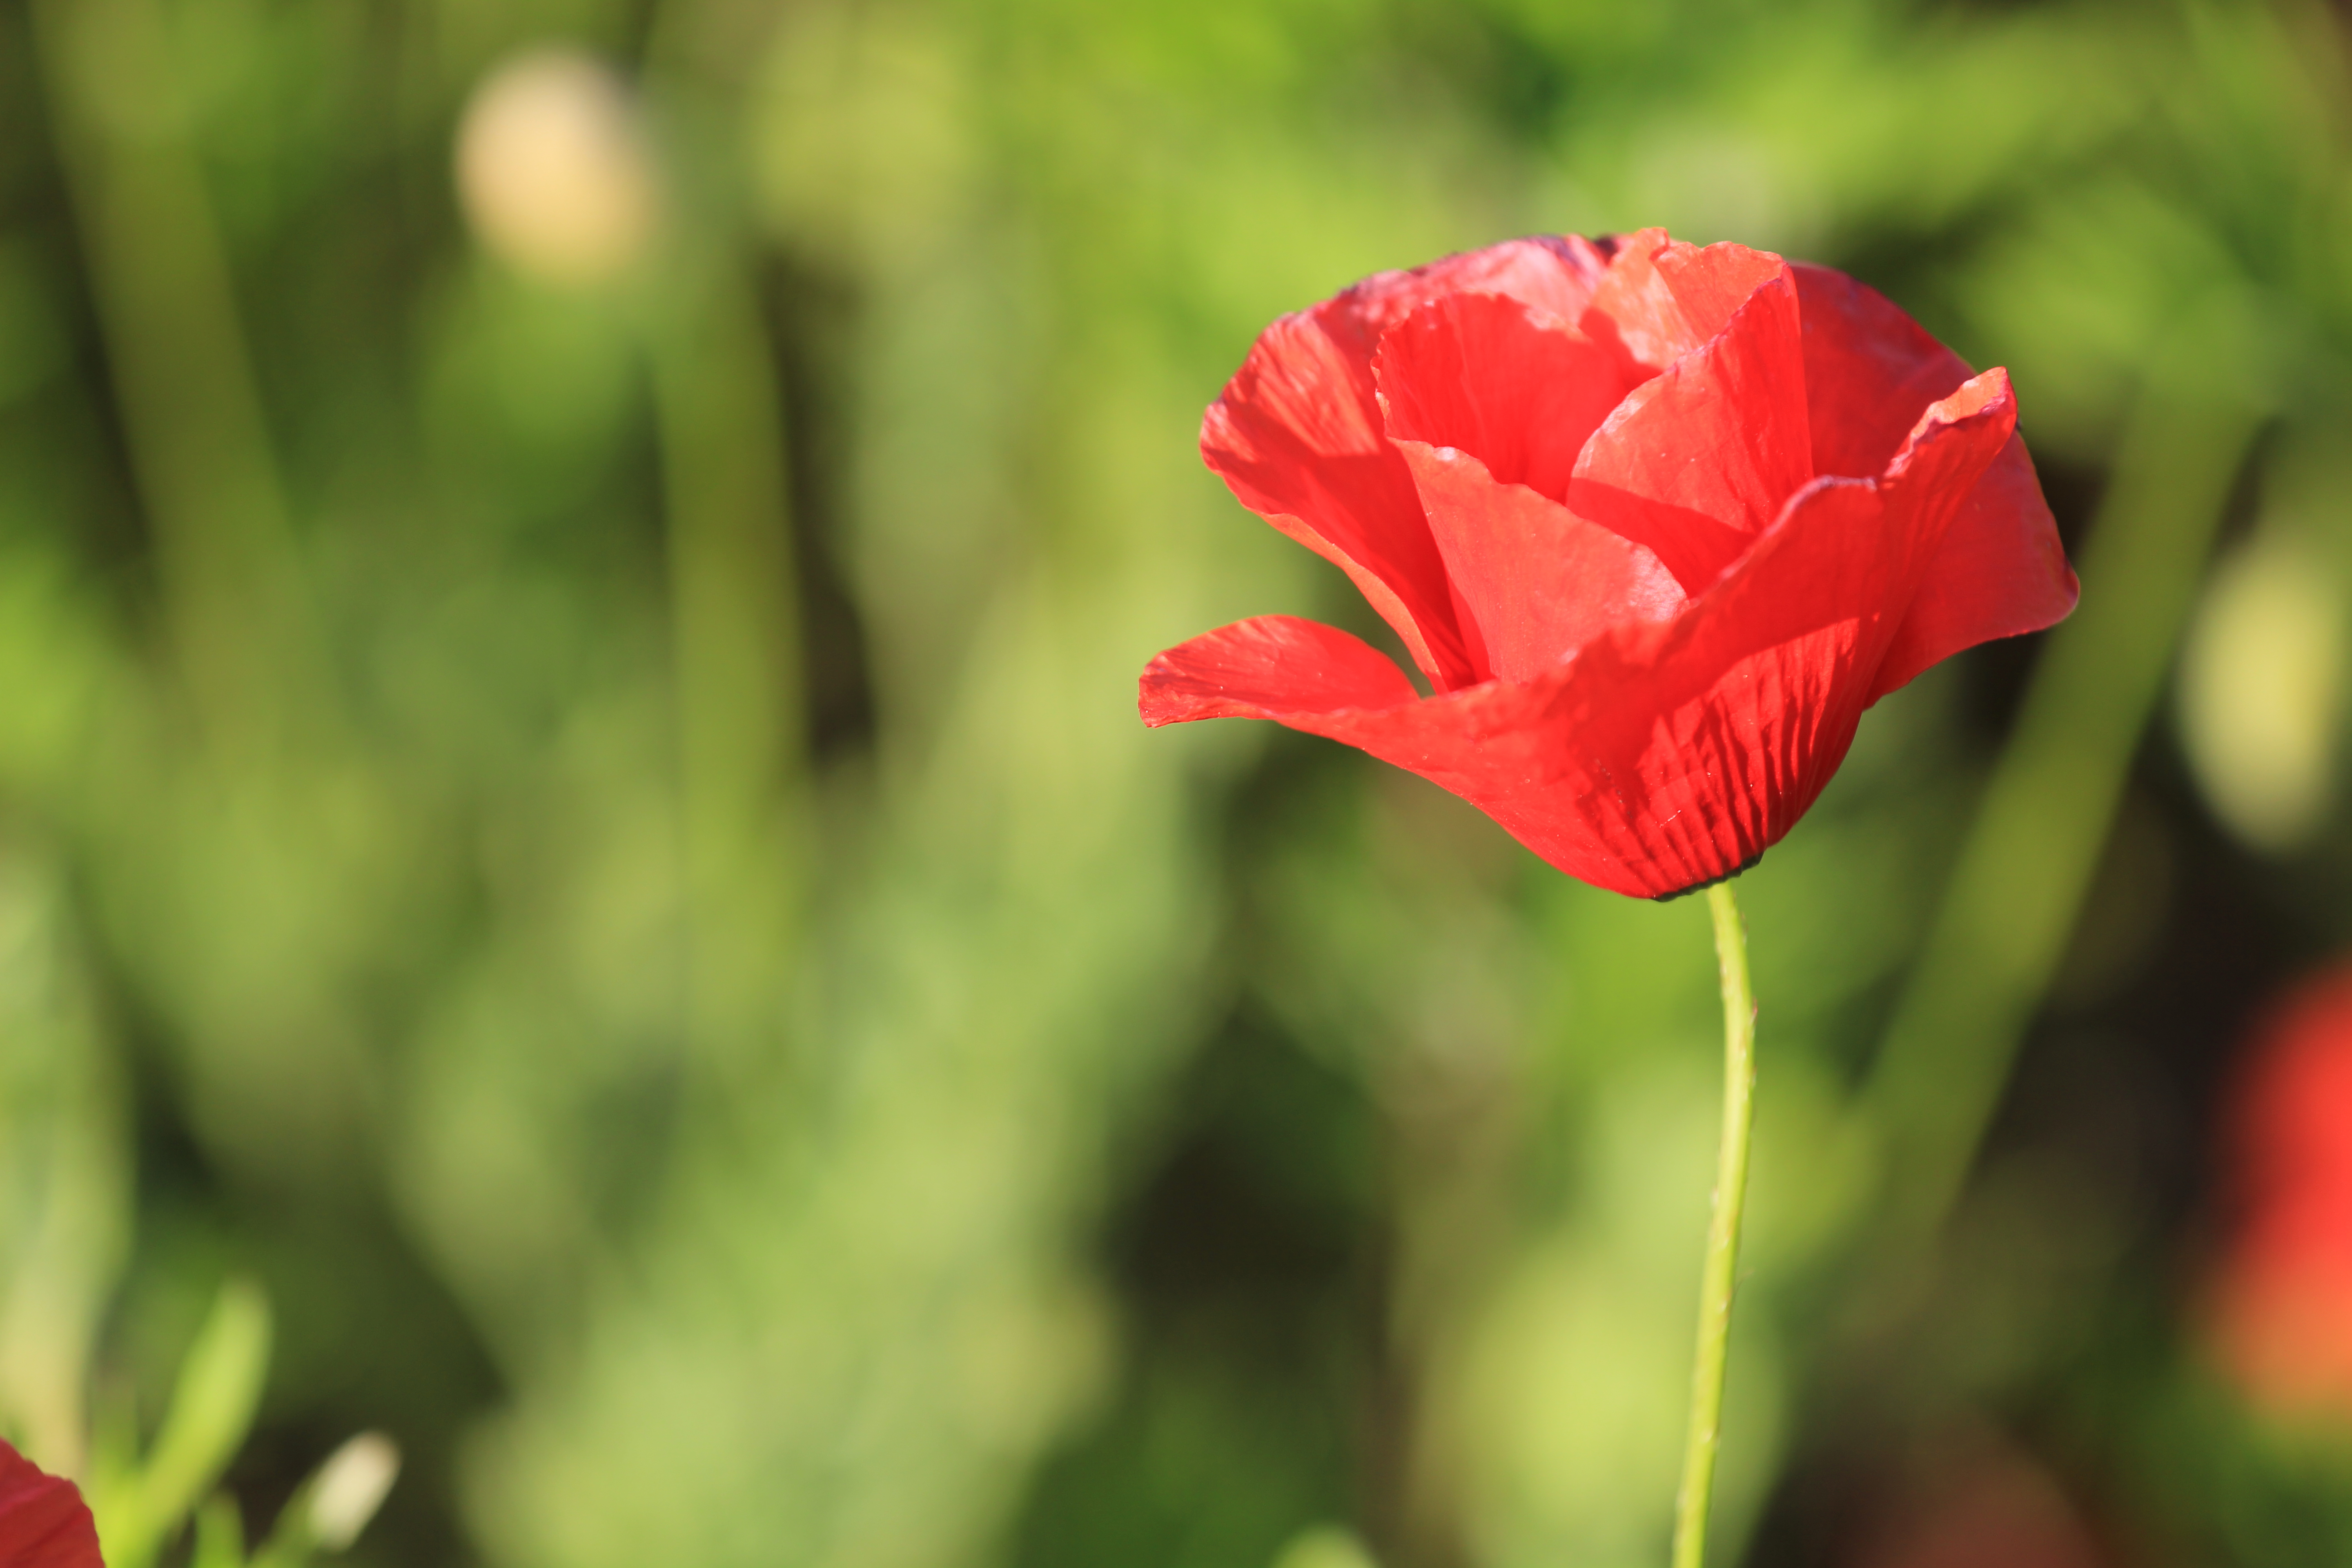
0;853;131;1479
637;0;811;1105
1864;351;2265;1240
190;1494;245;1568
27;0;317;745
647;264;808;1098
101;1277;272;1568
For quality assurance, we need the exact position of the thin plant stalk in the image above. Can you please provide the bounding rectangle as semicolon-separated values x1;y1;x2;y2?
646;267;807;1099
1863;373;2259;1241
29;0;319;750
642;0;809;1111
1670;881;1757;1568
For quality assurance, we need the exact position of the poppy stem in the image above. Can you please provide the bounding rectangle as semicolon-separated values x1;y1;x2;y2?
1670;880;1756;1568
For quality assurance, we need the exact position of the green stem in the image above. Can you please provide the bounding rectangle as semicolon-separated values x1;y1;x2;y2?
641;0;808;1112
647;266;807;1097
1671;881;1756;1568
30;0;319;751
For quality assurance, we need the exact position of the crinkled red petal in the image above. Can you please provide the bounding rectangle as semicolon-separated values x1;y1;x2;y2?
1789;264;2080;699
1392;439;1682;684
0;1442;105;1568
1335;235;1621;346
1372;289;1680;680
1653;241;1797;357
1140;614;1421;727
1569;259;1813;594
1576;227;1687;373
1374;291;1633;503
1201;323;1473;690
1199;237;1619;692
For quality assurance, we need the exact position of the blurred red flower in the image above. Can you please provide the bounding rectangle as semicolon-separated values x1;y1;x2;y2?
0;1439;103;1568
2209;965;2352;1417
1141;230;2078;897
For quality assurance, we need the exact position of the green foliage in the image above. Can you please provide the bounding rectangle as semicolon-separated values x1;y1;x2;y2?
93;1279;273;1568
2;0;2352;1564
74;1279;396;1568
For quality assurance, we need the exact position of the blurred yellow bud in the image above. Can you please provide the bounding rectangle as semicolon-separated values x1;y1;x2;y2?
1269;1525;1379;1568
307;1431;400;1551
455;49;657;289
2179;531;2347;851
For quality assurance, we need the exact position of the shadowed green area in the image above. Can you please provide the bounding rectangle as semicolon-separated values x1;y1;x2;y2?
3;0;2352;1565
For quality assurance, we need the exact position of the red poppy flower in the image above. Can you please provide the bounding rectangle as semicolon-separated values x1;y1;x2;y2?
1140;230;2078;897
2207;965;2352;1417
0;1439;104;1568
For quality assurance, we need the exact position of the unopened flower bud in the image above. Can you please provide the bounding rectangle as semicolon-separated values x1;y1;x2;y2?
456;48;657;288
307;1431;400;1551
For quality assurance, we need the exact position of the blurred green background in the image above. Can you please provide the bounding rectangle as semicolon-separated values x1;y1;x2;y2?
5;0;2352;1563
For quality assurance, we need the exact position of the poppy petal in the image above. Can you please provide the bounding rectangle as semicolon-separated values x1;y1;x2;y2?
1392;439;1683;683
1568;261;1813;593
1577;227;1688;372
1790;264;2080;700
1374;291;1635;503
1200;237;1621;693
0;1441;105;1568
1653;241;1800;354
1870;434;2079;700
1791;263;1973;479
1868;366;2067;700
1139;614;1421;728
1201;323;1477;690
1577;233;1787;376
1338;235;1621;344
